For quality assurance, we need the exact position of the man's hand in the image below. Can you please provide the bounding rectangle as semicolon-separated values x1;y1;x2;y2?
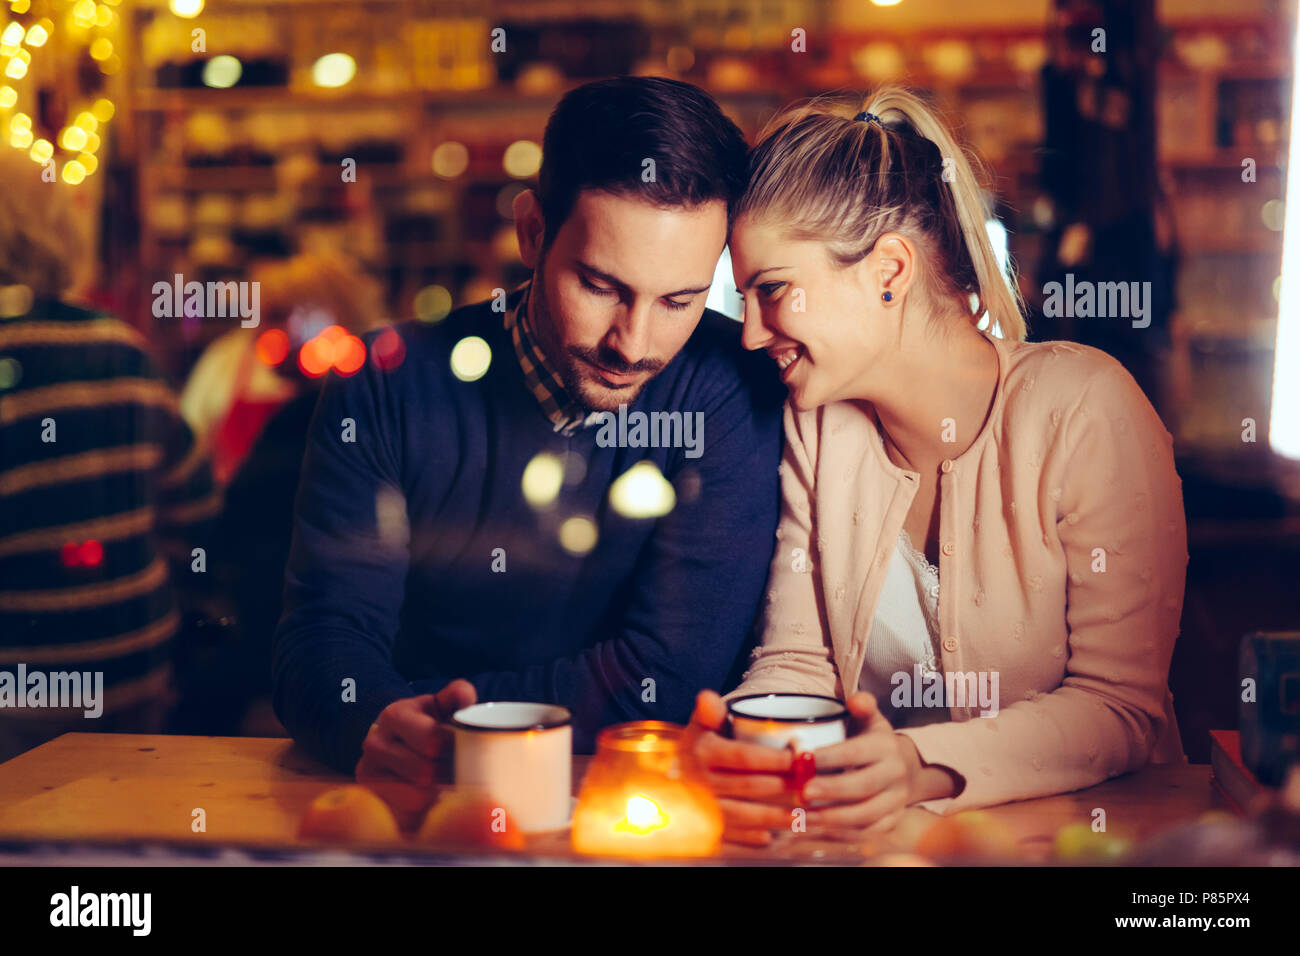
355;679;477;829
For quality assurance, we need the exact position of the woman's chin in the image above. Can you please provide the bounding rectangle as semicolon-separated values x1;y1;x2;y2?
787;384;823;412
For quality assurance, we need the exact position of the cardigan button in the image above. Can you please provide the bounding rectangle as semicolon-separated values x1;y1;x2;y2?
942;637;958;653
940;459;953;473
941;542;955;556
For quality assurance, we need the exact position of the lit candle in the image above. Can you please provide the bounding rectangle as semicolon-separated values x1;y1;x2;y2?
572;722;722;858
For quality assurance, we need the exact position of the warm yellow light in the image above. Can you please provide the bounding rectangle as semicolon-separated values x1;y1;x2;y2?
61;160;86;184
311;52;356;89
9;110;29;130
202;55;242;89
60;126;88;151
431;141;468;179
24;21;49;47
609;461;676;519
0;86;15;109
9;126;31;147
502;140;542;178
1;22;24;53
413;285;452;322
28;137;51;162
98;53;120;75
73;111;97;132
616;795;670;834
83;130;100;152
449;335;491;382
94;3;112;26
168;0;203;18
72;0;95;27
558;516;598;556
5;52;28;79
76;151;96;174
8;0;29;14
89;37;112;61
521;453;565;508
871;0;903;5
91;98;114;122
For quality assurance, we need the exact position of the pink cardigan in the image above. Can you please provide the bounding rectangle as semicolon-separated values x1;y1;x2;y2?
727;330;1189;814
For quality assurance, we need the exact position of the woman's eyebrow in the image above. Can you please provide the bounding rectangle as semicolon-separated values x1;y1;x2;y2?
737;266;791;290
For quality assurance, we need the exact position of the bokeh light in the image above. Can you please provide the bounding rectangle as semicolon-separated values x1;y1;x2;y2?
609;461;676;519
502;140;542;178
522;452;565;508
558;516;598;555
255;328;290;367
450;336;491;382
413;284;452;322
431;141;469;179
312;53;356;89
168;0;203;18
203;56;243;90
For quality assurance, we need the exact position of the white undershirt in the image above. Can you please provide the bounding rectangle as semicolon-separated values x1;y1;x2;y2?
858;529;950;729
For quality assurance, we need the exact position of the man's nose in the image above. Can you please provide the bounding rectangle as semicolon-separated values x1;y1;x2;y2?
740;296;773;352
605;298;653;366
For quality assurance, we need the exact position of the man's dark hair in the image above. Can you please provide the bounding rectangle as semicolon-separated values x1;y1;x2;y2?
535;75;749;250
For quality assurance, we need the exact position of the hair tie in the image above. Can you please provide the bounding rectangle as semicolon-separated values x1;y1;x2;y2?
854;111;884;127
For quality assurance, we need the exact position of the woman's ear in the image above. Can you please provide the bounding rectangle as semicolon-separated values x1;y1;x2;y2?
874;233;916;304
513;189;545;269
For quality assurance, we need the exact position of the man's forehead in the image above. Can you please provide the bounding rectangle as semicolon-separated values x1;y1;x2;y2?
565;191;724;290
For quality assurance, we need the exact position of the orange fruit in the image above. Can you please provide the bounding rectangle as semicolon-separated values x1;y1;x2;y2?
915;811;1019;860
298;785;402;844
416;789;526;851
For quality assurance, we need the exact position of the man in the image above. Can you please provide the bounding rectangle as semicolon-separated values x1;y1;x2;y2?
272;76;784;806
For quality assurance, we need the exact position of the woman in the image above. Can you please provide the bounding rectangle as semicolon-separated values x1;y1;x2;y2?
689;88;1188;844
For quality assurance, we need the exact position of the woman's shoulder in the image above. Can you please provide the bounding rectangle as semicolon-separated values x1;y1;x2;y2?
999;336;1172;448
1000;337;1150;414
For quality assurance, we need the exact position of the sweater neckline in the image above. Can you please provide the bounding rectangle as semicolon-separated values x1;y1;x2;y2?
864;327;1010;481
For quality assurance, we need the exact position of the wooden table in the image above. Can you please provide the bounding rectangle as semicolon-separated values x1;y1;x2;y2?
0;733;1228;864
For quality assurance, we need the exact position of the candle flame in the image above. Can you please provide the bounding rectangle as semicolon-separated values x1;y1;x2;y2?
614;795;669;835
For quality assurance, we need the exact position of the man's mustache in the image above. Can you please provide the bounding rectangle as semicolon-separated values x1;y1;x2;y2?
568;344;664;376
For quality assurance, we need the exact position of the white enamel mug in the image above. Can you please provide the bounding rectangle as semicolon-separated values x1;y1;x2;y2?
727;693;849;752
450;702;573;833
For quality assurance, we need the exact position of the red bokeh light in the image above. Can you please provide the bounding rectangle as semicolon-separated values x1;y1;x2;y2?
256;328;291;367
371;328;406;372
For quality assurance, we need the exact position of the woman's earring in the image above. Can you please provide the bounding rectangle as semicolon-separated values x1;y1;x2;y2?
882;291;894;303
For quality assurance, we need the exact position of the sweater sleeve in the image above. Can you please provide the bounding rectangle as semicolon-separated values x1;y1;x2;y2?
271;352;418;775
723;404;839;701
896;361;1188;814
420;352;785;753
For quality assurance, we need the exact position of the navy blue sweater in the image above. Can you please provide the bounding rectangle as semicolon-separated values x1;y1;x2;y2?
272;287;784;774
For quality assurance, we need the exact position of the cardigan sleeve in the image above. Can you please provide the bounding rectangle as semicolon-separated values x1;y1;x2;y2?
724;404;840;701
896;361;1188;814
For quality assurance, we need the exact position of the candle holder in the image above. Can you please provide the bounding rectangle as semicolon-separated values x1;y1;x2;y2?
571;721;723;859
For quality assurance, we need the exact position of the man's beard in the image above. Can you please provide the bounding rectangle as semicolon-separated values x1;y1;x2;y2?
528;259;665;412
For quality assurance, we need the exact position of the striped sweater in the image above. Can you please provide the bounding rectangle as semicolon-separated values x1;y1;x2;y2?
0;298;220;716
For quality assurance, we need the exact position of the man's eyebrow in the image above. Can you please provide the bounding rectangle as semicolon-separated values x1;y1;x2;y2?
737;266;791;290
575;260;713;298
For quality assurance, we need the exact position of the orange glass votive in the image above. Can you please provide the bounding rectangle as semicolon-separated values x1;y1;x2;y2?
571;721;723;859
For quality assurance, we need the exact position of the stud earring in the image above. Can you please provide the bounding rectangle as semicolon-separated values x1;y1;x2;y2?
882;291;894;302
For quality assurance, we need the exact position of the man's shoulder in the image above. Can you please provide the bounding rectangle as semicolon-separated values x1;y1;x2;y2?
665;308;784;405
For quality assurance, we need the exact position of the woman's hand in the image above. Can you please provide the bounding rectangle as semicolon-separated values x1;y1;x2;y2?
801;691;919;835
686;690;798;847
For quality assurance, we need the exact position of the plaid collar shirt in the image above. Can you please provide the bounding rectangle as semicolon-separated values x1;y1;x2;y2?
505;281;604;436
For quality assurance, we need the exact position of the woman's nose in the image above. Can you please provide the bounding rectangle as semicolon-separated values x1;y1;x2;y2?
739;297;773;352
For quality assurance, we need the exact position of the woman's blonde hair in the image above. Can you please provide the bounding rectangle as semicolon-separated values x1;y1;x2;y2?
0;150;87;298
735;87;1027;342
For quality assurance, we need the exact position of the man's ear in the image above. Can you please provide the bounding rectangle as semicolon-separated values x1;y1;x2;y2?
513;189;545;269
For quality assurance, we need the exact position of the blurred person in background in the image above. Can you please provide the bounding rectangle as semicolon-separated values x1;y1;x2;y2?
170;251;384;736
0;150;219;762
